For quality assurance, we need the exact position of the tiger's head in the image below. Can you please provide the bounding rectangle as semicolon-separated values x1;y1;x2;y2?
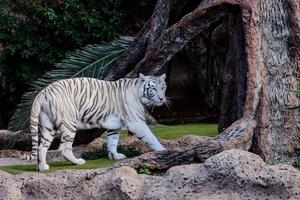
139;73;168;107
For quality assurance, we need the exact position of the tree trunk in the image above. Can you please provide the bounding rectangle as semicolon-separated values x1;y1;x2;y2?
102;0;300;169
250;0;300;161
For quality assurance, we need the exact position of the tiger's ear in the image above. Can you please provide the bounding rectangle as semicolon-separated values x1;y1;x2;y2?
139;73;147;81
159;73;166;81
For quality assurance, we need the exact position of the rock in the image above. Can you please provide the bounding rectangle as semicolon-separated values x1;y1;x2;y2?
84;138;106;152
0;158;35;167
163;135;211;149
0;150;24;158
163;149;300;199
1;149;300;199
12;167;146;200
83;135;211;155
0;171;22;200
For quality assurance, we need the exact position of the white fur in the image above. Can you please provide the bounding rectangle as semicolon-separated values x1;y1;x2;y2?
28;74;167;171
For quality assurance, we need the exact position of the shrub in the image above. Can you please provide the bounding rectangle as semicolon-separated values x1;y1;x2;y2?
0;0;155;128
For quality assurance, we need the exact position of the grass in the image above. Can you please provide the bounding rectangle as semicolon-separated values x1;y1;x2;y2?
149;123;218;139
0;159;117;175
0;123;218;175
104;123;218;139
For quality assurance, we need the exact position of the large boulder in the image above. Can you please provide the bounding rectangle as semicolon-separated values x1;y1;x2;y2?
1;149;300;199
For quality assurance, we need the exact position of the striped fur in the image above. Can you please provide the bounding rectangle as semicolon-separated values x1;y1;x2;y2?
27;73;167;171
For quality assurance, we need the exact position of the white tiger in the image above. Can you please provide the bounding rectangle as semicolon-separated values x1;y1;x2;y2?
26;73;168;171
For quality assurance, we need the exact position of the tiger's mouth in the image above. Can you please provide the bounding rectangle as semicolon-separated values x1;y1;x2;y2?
152;99;166;106
154;102;164;106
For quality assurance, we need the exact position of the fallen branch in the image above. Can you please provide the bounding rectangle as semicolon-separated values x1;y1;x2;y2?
111;117;255;170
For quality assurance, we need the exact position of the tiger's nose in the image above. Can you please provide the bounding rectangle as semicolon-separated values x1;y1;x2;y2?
159;97;164;101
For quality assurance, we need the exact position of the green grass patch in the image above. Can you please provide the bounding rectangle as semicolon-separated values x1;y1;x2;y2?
0;159;117;175
149;123;218;139
1;123;218;175
101;123;218;139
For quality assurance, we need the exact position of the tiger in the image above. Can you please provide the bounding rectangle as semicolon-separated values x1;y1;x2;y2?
26;73;168;171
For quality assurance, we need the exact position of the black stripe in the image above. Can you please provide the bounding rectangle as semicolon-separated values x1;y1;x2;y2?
81;109;89;122
32;138;38;143
107;132;118;137
63;122;76;132
41;135;52;143
57;121;63;130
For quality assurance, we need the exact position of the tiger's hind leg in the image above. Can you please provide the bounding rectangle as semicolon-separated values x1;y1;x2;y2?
38;111;56;171
107;130;126;160
59;121;86;165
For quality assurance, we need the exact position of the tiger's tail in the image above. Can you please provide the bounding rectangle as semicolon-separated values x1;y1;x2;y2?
23;93;44;161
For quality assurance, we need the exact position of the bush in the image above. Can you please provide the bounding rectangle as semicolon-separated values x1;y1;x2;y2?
0;0;155;128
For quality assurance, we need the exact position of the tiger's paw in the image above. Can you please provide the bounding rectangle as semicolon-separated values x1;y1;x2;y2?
38;164;49;171
108;152;127;160
75;158;86;165
114;153;127;160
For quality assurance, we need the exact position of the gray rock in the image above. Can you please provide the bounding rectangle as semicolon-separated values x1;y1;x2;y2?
0;171;22;200
84;135;211;155
1;149;300;199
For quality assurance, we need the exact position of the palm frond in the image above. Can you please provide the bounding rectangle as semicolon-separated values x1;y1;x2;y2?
288;88;300;111
288;106;300;110
289;89;300;95
8;36;134;131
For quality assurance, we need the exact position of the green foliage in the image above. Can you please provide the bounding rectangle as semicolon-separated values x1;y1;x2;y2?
0;0;155;129
290;89;300;95
267;160;282;165
8;36;133;131
289;88;300;110
137;165;152;175
293;160;300;170
267;160;300;171
136;165;166;176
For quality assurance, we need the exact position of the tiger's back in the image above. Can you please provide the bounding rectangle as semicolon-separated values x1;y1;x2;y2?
36;77;143;129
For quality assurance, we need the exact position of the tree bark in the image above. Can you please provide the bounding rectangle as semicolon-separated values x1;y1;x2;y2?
218;10;247;132
250;0;300;161
104;0;175;80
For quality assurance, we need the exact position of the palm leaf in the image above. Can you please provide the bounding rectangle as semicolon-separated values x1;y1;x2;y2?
8;36;134;131
289;89;300;95
288;106;300;110
288;88;300;111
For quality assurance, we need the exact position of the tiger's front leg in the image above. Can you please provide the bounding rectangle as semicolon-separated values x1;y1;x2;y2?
128;122;166;151
107;130;126;160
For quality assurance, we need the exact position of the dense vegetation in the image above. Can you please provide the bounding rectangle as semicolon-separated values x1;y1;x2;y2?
0;0;155;128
